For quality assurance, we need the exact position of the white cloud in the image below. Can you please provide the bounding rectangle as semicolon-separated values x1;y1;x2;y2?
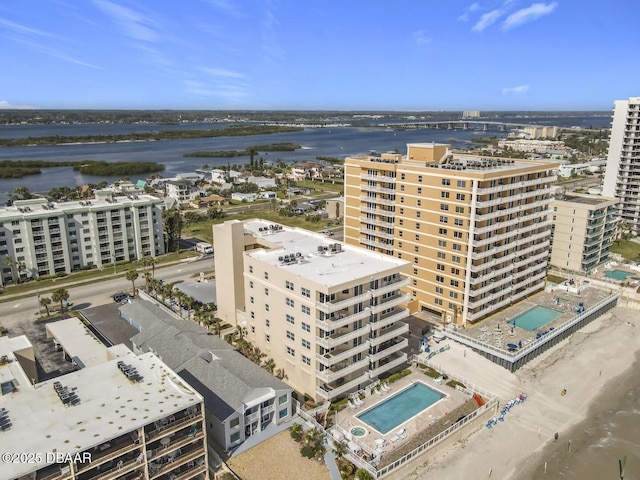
502;2;558;30
502;84;530;94
472;9;503;32
412;30;432;46
458;2;480;22
0;17;56;38
201;67;245;79
93;0;158;42
0;100;34;109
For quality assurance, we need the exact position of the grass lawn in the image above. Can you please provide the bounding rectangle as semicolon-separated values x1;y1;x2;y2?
610;239;640;262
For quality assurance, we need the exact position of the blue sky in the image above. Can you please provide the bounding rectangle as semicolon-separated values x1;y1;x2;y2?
0;1;638;111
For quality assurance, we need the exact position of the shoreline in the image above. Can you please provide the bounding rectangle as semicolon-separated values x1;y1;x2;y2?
390;306;639;480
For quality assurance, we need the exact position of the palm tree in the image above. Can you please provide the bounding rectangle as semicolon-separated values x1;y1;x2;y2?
332;441;347;460
51;288;70;313
40;296;52;317
125;269;139;296
143;271;153;292
4;255;15;284
263;358;276;374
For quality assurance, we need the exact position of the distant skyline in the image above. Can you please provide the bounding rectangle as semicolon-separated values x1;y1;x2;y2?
0;1;638;111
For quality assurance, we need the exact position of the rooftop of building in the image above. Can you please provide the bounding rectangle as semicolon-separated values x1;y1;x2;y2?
124;298;291;421
0;194;161;219
45;318;109;369
243;219;409;287
0;344;201;477
555;194;616;206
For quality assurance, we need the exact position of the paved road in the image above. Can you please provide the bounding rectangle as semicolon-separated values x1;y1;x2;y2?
0;256;214;331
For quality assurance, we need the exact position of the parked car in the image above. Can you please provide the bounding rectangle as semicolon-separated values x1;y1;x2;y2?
113;293;129;303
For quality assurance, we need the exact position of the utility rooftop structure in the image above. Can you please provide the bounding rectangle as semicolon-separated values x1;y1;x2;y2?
0;333;208;480
602;96;640;232
344;143;558;325
0;192;164;287
214;219;411;402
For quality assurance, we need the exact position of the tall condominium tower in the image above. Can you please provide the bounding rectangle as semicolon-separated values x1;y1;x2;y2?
344;143;557;326
602;97;640;230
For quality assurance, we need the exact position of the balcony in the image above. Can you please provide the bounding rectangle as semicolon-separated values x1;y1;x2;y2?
368;338;408;363
370;293;411;314
368;322;409;347
149;441;206;480
359;195;395;207
359;216;395;229
316;372;370;401
371;308;409;330
317;358;369;384
370;277;410;297
360;173;397;183
317;308;370;331
316;327;369;350
361;184;396;195
145;410;203;442
316;291;372;314
316;342;370;367
368;353;408;379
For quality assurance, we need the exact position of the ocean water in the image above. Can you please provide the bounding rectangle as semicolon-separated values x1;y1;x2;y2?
521;357;640;480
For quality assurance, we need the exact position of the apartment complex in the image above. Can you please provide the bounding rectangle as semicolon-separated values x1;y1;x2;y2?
0;192;164;286
497;139;567;154
344;143;557;325
121;298;294;451
522;126;558;139
213;220;411;403
602;97;640;231
549;194;618;274
0;335;208;480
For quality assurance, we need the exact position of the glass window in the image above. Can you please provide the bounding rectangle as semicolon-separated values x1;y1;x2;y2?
278;408;288;419
279;394;288;405
230;417;240;428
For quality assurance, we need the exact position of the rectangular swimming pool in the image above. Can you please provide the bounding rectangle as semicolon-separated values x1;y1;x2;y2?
604;269;634;281
508;305;562;331
356;382;445;434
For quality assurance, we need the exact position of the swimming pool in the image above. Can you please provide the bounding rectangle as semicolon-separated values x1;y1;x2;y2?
604;269;634;281
356;382;445;434
508;305;562;331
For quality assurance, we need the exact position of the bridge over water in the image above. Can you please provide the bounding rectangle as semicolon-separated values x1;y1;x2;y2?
377;120;565;132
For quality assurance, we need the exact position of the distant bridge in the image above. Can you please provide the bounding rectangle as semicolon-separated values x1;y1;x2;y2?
377;120;571;132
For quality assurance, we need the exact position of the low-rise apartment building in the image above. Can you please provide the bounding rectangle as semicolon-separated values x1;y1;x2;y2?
0;193;164;286
344;143;557;325
0;333;208;480
549;194;618;274
214;219;411;403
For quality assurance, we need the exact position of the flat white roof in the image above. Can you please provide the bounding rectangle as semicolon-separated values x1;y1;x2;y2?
46;318;109;368
0;351;202;478
244;220;409;288
0;335;33;387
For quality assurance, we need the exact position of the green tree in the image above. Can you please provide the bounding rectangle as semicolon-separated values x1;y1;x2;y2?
40;296;52;317
51;288;70;313
355;469;374;480
163;208;183;252
125;269;139;296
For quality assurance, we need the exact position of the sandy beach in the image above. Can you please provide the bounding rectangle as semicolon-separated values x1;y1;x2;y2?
390;305;640;480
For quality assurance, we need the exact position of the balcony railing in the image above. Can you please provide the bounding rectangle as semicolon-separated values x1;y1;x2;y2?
316;372;370;400
371;308;410;330
369;293;411;314
369;323;409;347
316;327;369;350
367;353;408;378
368;338;408;363
317;358;369;384
316;309;370;331
316;342;369;367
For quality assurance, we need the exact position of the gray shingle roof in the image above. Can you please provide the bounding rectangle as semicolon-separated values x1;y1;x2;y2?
121;299;291;421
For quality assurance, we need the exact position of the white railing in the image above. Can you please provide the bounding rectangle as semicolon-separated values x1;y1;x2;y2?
371;309;410;330
316;372;370;400
368;339;408;362
317;358;369;383
316;343;370;367
370;294;411;314
371;278;411;297
369;323;409;347
368;354;408;378
316;309;370;331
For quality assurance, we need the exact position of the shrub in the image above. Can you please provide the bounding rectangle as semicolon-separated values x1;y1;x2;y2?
290;424;303;442
386;368;411;384
300;445;316;459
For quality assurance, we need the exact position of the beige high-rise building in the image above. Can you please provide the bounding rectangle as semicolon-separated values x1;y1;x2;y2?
213;219;411;403
549;194;618;274
344;143;558;325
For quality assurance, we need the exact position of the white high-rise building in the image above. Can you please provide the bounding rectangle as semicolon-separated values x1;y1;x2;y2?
602;97;640;230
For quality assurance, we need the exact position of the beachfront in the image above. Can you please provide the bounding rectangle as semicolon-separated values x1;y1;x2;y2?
390;305;640;479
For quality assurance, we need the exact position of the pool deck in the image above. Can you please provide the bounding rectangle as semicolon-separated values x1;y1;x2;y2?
455;285;614;353
334;372;469;454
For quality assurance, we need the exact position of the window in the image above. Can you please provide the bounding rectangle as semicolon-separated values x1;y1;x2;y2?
400;197;404;203
457;180;466;187
279;408;288;419
452;255;461;263
302;321;311;332
453;243;462;251
455;206;465;214
286;346;295;357
436;275;444;283
437;252;445;259
279;394;288;405
416;211;421;218
414;246;420;253
249;266;253;273
230;432;241;443
454;219;464;226
286;298;294;308
286;314;295;325
302;339;311;349
266;319;270;327
435;286;444;294
265;287;269;296
417;199;422;206
399;208;404;215
450;292;459;299
417;187;422;194
439;228;447;235
249;281;253;289
440;203;449;211
302;305;310;315
413;268;418;275
439;216;448;223
450;279;459;287
414;257;419;264
418;175;423;183
230;417;240;428
250;296;254;304
286;330;295;341
250;325;255;334
400;185;405;192
456;193;466;201
301;287;310;298
302;355;311;366
441;191;450;198
451;267;460;275
399;219;403;226
442;179;451;186
415;223;420;230
264;272;269;280
285;280;294;291
250;312;255;319
415;234;420;241
266;334;270;343
438;239;447;247
454;231;463;239
435;298;443;305
400;173;406;180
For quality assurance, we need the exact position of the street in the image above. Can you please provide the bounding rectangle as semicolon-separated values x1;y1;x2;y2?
0;256;214;332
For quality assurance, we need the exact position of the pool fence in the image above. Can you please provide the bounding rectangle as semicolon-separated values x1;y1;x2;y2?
444;292;620;371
